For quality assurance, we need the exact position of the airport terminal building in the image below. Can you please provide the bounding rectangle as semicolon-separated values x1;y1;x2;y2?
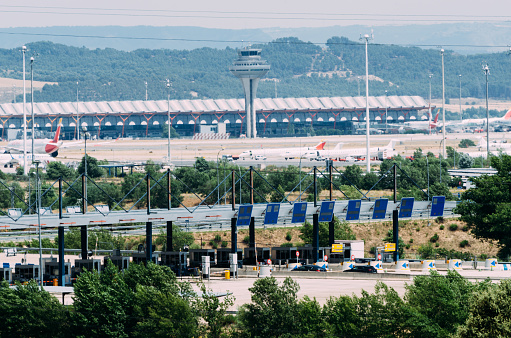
0;95;430;140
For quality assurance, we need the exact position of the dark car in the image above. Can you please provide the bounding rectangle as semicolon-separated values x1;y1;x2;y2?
344;265;378;273
293;264;327;272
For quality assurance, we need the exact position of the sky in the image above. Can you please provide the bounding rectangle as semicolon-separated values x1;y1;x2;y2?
1;1;511;29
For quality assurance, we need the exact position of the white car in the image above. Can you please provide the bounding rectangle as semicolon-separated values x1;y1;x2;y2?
254;155;267;160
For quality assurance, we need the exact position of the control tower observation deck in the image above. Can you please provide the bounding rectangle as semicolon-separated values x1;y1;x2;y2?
229;47;270;138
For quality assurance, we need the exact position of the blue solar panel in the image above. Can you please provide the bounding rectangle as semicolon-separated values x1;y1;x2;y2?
264;203;280;225
236;205;253;226
430;196;446;217
319;201;335;222
399;198;414;218
346;200;361;220
291;202;307;223
372;199;388;219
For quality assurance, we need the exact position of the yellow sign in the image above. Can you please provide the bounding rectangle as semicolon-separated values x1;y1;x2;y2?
385;243;396;252
331;244;343;253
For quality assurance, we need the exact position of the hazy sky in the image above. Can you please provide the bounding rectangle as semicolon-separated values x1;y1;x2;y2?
1;1;511;29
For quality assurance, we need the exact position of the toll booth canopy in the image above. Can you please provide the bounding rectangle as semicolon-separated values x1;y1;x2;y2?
160;251;189;275
104;255;131;271
243;247;271;265
216;248;243;268
330;240;365;263
132;252;159;265
73;259;102;280
43;260;71;285
189;249;216;268
13;264;39;283
272;247;298;265
0;264;11;283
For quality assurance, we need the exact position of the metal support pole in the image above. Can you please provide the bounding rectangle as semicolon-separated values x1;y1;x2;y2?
146;221;153;263
249;217;255;248
166;221;173;252
313;166;317;207
313;213;319;263
329;161;333;201
81;175;86;214
329;220;335;246
393;209;399;262
250;166;254;204
146;174;151;215
231;170;235;211
58;177;62;219
58;226;64;286
231;217;237;254
80;225;88;260
167;169;171;210
393;164;397;203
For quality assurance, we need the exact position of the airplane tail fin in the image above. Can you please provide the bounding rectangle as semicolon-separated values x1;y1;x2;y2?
477;136;486;148
433;112;440;124
503;109;511;120
333;142;343;150
315;141;326;150
53;118;63;143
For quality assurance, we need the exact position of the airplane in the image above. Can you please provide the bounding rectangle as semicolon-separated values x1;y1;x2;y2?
238;141;326;160
0;153;54;168
387;111;440;133
306;140;397;161
3;118;64;157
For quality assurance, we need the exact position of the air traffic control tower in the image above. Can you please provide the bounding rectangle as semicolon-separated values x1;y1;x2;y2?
229;47;270;138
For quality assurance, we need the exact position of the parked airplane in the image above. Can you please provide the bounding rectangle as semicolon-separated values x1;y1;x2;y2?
306;140;397;161
3;118;64;157
0;153;54;168
238;141;326;160
389;111;440;133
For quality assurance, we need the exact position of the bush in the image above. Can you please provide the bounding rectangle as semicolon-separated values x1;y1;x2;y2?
430;233;439;243
435;243;440;247
435;216;445;224
280;242;294;247
243;236;250;244
449;224;458;231
459;240;469;248
439;225;445;230
214;234;222;242
418;243;435;259
462;225;469;232
405;244;411;249
369;246;376;255
221;241;228;248
409;238;414;243
285;232;292;242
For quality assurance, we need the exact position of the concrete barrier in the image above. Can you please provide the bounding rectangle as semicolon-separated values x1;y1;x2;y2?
314;261;329;269
447;259;463;270
287;263;301;271
421;260;436;272
502;263;511;271
341;261;355;271
369;260;383;273
259;266;272;278
395;260;410;272
485;258;500;271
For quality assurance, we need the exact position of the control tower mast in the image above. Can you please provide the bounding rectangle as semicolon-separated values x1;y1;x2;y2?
229;47;270;138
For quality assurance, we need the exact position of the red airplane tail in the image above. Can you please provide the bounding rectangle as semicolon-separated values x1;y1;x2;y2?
315;141;326;150
52;118;63;143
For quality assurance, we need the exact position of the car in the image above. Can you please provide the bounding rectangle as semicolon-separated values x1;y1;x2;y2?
293;264;327;272
254;155;267;160
344;265;377;273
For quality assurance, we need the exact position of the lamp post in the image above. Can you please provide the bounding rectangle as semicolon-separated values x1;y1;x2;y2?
145;81;148;101
33;159;42;285
166;79;171;163
384;90;388;134
429;74;433;135
459;74;462;122
483;63;490;162
441;49;446;159
360;33;373;173
76;82;79;140
30;57;34;157
22;46;27;175
82;127;88;210
217;147;225;204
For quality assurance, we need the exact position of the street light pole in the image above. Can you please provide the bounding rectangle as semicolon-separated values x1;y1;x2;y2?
33;159;42;285
76;82;79;141
429;73;433;135
384;90;388;134
22;46;27;175
483;63;490;162
459;74;462;122
360;33;373;173
441;49;446;159
166;79;171;163
83;127;88;210
217;147;224;204
31;57;34;157
145;81;148;101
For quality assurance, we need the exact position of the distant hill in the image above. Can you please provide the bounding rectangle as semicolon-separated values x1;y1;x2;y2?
0;38;509;122
1;23;511;54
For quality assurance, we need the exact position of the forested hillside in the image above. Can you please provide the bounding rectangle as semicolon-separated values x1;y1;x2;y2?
1;37;510;108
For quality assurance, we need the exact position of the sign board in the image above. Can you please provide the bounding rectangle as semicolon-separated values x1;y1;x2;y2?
351;254;355;261
372;199;388;219
263;203;280;225
324;255;328;261
331;243;343;253
346;199;362;221
236;205;253;226
398;198;415;218
385;243;396;252
318;201;335;222
296;251;300;257
291;202;307;223
266;259;272;265
430;196;446;217
377;253;382;260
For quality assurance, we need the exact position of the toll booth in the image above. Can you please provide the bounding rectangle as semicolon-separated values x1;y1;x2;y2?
0;263;12;283
72;259;102;282
296;246;313;264
43;258;71;286
272;246;298;265
189;249;216;268
330;240;365;263
160;251;189;276
243;247;271;265
319;247;331;261
104;250;130;271
13;264;40;283
217;248;243;268
132;252;159;265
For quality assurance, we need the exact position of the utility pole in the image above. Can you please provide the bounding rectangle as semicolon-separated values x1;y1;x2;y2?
360;33;373;173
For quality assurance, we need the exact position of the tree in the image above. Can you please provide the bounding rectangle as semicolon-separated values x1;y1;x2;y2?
299;216;355;247
46;161;76;180
458;153;474;169
455;154;511;258
77;155;105;178
161;125;180;139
